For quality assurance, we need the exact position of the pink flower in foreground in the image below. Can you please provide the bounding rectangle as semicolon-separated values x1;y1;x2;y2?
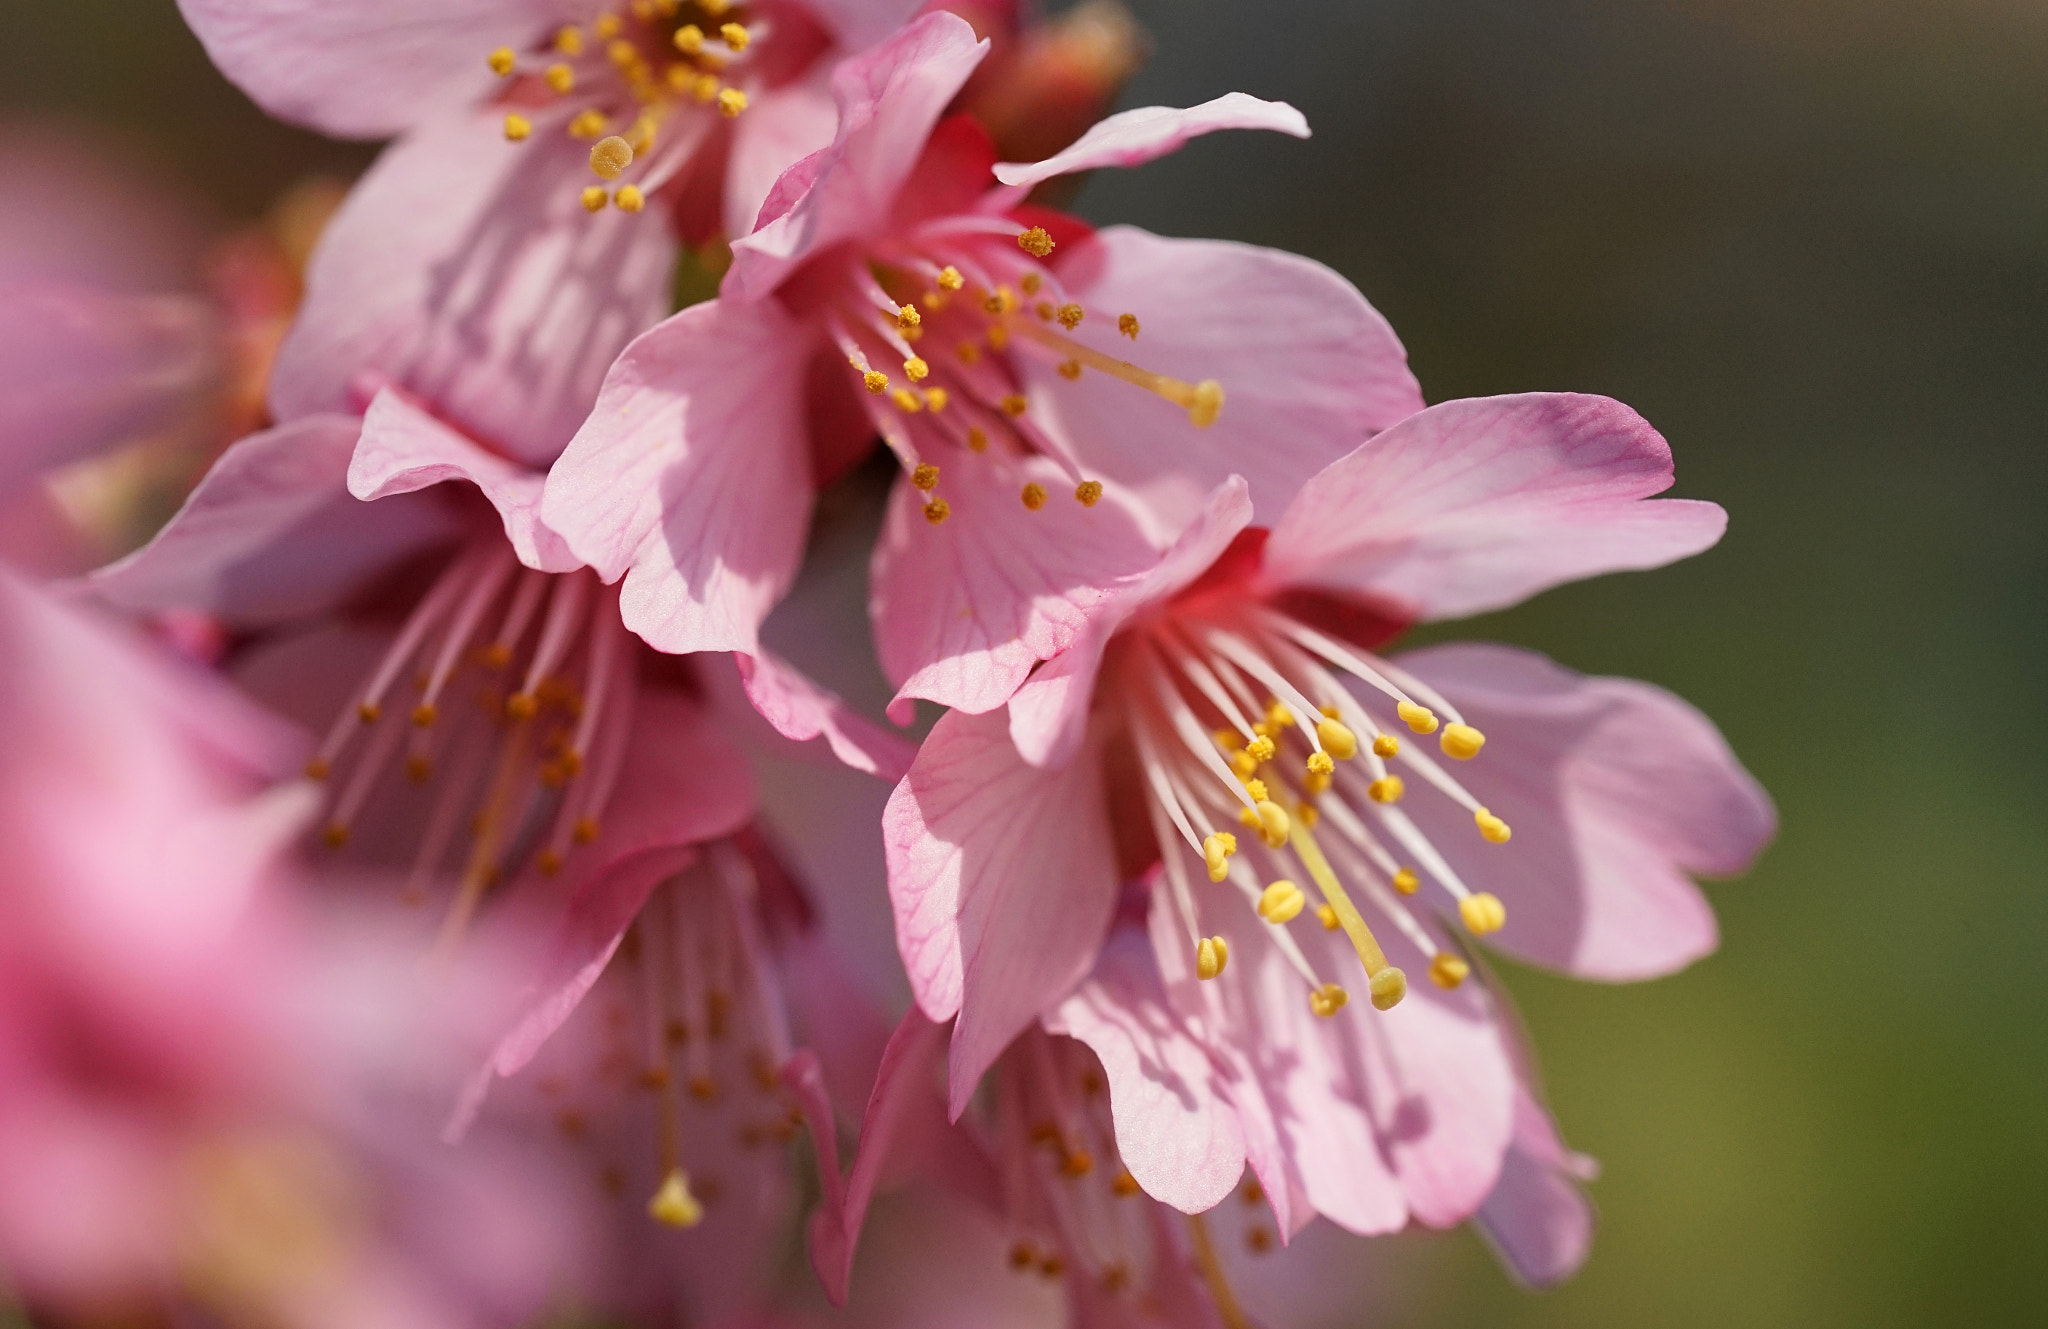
542;11;1420;704
179;0;924;466
0;570;603;1327
882;393;1775;1232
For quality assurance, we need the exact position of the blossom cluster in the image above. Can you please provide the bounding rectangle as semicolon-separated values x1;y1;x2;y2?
0;1;1775;1325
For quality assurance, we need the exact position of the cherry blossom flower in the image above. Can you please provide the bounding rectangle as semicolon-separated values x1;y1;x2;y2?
178;0;925;468
882;391;1776;1208
541;11;1421;713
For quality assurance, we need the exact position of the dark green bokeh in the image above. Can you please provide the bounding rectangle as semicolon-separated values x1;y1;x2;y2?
6;0;2044;1323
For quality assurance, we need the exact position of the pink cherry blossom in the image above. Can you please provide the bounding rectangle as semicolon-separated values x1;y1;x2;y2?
179;0;925;466
882;392;1774;1222
541;11;1420;701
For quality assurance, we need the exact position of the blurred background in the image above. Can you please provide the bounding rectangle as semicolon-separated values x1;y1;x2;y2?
6;0;2045;1325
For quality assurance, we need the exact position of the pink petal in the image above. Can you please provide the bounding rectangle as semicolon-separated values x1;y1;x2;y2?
1024;228;1422;537
727;11;988;299
882;706;1118;1116
175;0;563;138
721;62;842;241
1044;930;1248;1214
90;416;459;628
992;93;1309;188
349;388;578;572
1261;394;1729;621
1392;642;1776;979
870;456;1159;717
797;0;928;52
734;649;917;779
1475;1081;1598;1287
541;298;815;656
0;287;215;488
1008;476;1254;768
272;109;678;468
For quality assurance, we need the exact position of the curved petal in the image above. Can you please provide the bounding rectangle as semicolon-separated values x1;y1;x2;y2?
272;109;678;468
90;416;460;628
734;649;917;780
721;61;842;241
881;707;1118;1116
728;11;988;299
993;93;1309;188
1045;931;1247;1214
1261;394;1728;621
541;298;815;656
350;388;578;571
1475;1081;1598;1287
1392;642;1775;980
1023;228;1422;536
175;0;564;139
870;456;1159;717
0;288;215;488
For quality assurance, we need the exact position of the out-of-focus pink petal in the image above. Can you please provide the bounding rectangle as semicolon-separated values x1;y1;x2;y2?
90;416;459;628
1261;394;1728;621
869;455;1159;717
349;387;578;571
272;109;676;468
1045;931;1247;1214
1025;228;1422;536
541;298;815;655
0;288;215;488
992;92;1309;188
175;0;563;138
1475;1081;1599;1288
1008;476;1253;767
735;649;917;779
882;707;1118;1116
1392;642;1775;980
799;0;929;51
728;12;988;299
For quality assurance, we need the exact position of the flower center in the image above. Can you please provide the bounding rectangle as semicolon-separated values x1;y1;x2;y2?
836;224;1224;525
302;538;640;954
1118;599;1511;1016
486;1;759;214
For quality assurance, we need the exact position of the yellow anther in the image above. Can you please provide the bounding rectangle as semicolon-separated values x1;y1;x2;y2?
615;184;645;212
357;701;381;723
1111;1169;1140;1197
1315;904;1340;930
1372;733;1400;759
984;286;1019;314
1196;936;1229;980
936;265;964;290
1035;300;1055;322
955;339;981;365
1303;768;1332;795
692;73;720;102
896;358;927;386
1309;984;1348;1017
1202;832;1237;881
1214;728;1241;751
1020;271;1043;295
1057;359;1083;380
1229;749;1259;780
506;692;539;720
1306;750;1334;777
1074;480;1103;507
1474;807;1512;843
593;13;621;38
1297;802;1320;828
911;463;940;492
1118;312;1140;339
1396;700;1439;734
607;38;637;67
503;113;533;141
896;302;922;329
410;702;437;728
1188;379;1224;427
701;0;730;13
1441;723;1486;760
1244;734;1277;763
544;62;575;92
1429;953;1471;989
923;498;950;525
890;388;922;413
1460;892;1507;935
720;21;749;49
1061;1149;1094;1177
1056;303;1085;329
625;114;657;153
1021;482;1047;510
923;386;949;412
1314;717;1358;760
322;821;349;848
1392;867;1420;895
647;1169;704;1228
1257;880;1306;924
582;186;609;212
717;87;747;117
1270;702;1297;730
1368;967;1408;1010
568;109;609;139
965;426;988;452
304;756;330;781
556;25;585;55
488;46;517;75
986;323;1009;350
1000;393;1027;416
1366;775;1404;804
862;369;888;393
1017;226;1055;257
479;641;512;668
1243;778;1269;802
673;23;705;52
589;135;634;178
536;847;563;876
1254;799;1290;849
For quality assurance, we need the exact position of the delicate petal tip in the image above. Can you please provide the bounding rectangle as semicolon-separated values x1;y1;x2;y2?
734;650;916;780
992;92;1310;188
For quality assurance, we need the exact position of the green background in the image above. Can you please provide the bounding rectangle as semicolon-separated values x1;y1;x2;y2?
7;0;2044;1324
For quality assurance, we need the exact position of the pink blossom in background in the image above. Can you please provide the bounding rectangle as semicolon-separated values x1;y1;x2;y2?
540;11;1419;712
